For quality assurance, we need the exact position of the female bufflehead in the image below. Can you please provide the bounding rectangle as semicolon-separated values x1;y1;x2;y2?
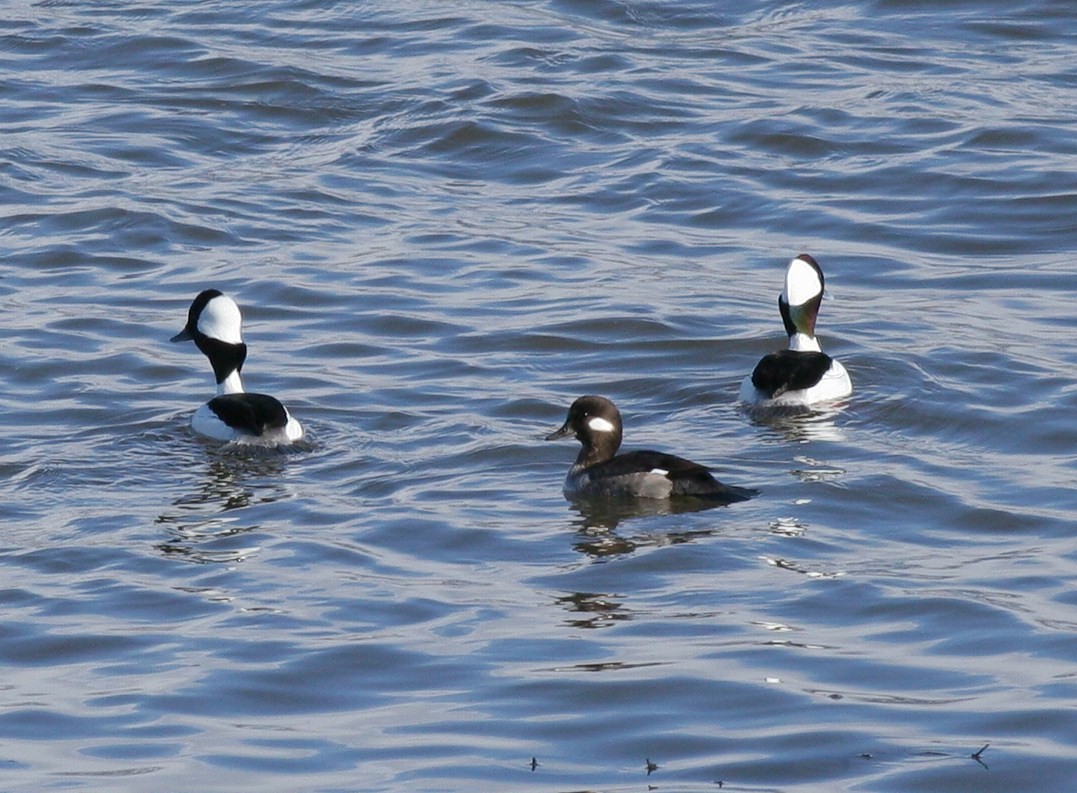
170;289;304;445
739;254;852;406
547;395;756;503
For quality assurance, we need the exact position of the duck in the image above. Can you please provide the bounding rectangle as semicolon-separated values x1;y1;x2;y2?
170;289;304;445
739;253;852;406
547;395;756;503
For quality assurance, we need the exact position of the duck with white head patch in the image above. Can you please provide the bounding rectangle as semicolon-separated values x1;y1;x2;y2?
547;395;756;503
171;289;304;446
739;254;852;407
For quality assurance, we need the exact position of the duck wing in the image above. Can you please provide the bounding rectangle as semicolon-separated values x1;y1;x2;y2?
207;393;289;437
751;349;833;398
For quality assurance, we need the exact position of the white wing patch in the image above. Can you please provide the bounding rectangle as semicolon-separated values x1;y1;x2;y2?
650;468;669;477
587;416;616;433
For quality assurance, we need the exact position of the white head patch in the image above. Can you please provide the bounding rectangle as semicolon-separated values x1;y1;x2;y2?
198;294;244;344
586;416;616;433
782;256;822;307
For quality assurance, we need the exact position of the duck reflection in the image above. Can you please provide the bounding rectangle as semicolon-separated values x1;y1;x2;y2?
743;402;847;443
761;554;844;580
566;498;721;559
571;521;639;558
567;494;732;531
554;591;632;629
154;445;292;563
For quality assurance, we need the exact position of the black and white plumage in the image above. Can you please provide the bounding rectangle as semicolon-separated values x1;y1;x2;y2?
546;395;756;503
170;289;304;446
739;254;852;406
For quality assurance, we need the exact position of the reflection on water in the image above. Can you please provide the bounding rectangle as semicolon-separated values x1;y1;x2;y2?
790;455;847;484
571;527;722;567
154;448;293;564
743;403;849;443
566;493;739;532
1;0;1074;790
571;523;641;558
562;496;743;559
768;516;808;537
554;591;632;629
761;554;845;580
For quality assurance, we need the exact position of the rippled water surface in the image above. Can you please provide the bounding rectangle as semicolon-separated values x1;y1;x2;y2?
2;1;1075;791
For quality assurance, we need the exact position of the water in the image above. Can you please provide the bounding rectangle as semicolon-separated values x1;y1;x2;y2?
1;1;1075;790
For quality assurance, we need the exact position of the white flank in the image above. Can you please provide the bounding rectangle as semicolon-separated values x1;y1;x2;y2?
586;416;616;433
283;413;305;442
782;256;822;307
191;403;240;442
198;294;244;344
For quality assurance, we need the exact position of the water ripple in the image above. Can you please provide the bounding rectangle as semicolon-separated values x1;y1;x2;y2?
1;1;1075;791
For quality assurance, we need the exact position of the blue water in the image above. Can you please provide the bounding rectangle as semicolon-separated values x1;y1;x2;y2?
1;1;1075;791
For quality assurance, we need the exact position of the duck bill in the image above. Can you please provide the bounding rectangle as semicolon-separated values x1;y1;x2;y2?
545;423;573;441
170;328;193;343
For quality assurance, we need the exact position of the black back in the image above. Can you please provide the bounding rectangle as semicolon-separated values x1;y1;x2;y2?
207;393;289;436
592;450;756;503
750;349;833;398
